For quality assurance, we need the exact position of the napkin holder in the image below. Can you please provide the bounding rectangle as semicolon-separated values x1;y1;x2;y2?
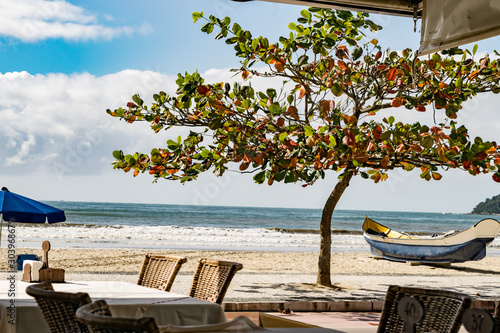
22;240;65;283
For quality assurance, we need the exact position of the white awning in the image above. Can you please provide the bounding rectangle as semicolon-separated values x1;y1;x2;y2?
419;0;500;55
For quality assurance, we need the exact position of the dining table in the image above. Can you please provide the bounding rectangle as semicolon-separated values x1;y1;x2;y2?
0;280;227;333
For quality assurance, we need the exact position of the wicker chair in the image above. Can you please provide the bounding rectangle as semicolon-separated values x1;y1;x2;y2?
137;253;187;292
377;285;472;333
76;299;159;333
25;281;91;333
188;259;243;304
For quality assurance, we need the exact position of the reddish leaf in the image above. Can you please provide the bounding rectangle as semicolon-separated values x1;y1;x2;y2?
409;143;422;153
431;172;442;180
402;63;411;73
347;115;357;124
374;51;382;61
395;144;405;153
381;156;389;169
342;130;356;147
275;61;285;72
197;85;210;95
493;173;500;183
275;117;285;128
438;82;448;89
372;125;382;140
127;102;137;108
480;57;488;69
474;151;488;160
391;97;403;108
319;100;335;118
167;168;179;175
386;68;398;81
337;61;348;70
486;147;497;154
298;88;306;99
416;103;426;112
286;106;300;120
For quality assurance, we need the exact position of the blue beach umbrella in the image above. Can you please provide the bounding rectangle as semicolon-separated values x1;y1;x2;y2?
0;187;66;246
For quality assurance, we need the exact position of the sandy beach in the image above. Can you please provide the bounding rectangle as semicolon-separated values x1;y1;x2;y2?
2;248;500;303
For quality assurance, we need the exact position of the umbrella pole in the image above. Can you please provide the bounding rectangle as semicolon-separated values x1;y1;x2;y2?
0;216;3;248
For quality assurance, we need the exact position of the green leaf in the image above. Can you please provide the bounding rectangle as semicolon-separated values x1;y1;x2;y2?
252;38;259;50
192;12;203;23
254;171;266;183
288;22;297;30
331;83;342;97
300;9;311;21
167;139;178;150
112;150;123;160
285;170;296;183
201;149;212;158
124;155;136;166
268;104;281;114
279;132;287;141
274;170;287;182
298;55;309;66
305;125;314;136
421;136;434;149
328;136;337;147
472;44;478;55
132;94;143;106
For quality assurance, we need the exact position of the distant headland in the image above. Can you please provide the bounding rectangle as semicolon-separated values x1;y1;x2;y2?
471;194;500;215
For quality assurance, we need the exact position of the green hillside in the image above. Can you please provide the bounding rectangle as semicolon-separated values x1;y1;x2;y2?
471;194;500;214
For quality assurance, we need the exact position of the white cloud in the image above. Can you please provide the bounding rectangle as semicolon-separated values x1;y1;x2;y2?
5;134;36;166
0;69;177;177
0;0;151;41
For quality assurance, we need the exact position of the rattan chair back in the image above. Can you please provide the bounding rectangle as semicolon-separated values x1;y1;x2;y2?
189;258;243;304
76;299;159;333
377;285;472;333
137;253;187;292
25;281;91;333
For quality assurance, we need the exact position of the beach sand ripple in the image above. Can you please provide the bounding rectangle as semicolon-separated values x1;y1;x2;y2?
2;248;500;302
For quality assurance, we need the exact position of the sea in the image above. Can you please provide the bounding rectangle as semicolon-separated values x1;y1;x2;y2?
3;201;500;255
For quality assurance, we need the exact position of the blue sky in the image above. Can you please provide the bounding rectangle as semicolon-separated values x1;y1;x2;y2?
1;0;500;213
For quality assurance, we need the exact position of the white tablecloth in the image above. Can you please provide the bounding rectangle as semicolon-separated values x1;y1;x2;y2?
0;280;227;333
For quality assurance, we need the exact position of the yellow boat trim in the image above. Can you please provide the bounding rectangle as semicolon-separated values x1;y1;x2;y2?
362;216;418;239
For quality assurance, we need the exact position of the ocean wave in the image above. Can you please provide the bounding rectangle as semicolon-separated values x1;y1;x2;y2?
8;224;369;252
7;223;500;254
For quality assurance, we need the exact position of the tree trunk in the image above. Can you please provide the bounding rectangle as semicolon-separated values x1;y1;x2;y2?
317;171;354;287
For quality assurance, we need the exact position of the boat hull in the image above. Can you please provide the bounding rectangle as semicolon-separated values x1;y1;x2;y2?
364;236;493;263
363;217;500;263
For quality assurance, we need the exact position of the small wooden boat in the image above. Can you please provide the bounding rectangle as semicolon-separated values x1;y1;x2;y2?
362;217;500;263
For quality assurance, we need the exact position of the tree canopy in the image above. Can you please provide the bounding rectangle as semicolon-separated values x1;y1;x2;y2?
107;8;500;286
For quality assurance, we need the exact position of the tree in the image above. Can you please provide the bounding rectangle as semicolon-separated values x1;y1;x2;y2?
107;8;500;286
